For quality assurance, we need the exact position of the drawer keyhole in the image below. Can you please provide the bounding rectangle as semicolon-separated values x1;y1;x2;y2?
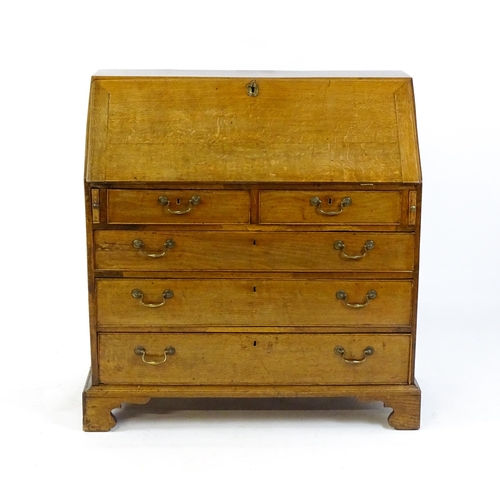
246;80;259;97
253;286;257;292
253;341;257;346
176;198;181;205
328;197;332;205
253;239;257;246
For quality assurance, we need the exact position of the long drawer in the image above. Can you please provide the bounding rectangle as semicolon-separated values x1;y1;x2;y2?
96;279;413;328
94;230;415;272
98;333;411;385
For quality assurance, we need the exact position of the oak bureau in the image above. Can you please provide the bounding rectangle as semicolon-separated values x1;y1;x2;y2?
83;70;422;431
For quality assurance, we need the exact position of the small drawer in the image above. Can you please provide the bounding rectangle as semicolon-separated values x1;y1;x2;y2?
95;230;415;272
96;279;413;328
98;333;411;385
107;189;250;224
260;190;401;224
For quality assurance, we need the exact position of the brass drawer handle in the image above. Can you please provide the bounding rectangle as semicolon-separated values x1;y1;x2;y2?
132;238;175;258
134;346;176;365
336;289;377;308
310;196;351;216
131;289;174;308
334;346;374;364
334;240;374;260
158;195;201;214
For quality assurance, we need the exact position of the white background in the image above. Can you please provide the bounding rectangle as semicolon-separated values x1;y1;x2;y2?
1;1;499;498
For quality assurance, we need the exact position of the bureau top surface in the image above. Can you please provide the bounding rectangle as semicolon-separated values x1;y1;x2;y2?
93;70;411;78
85;73;421;184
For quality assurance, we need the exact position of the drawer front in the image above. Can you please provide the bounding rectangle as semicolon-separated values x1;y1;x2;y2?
260;190;401;224
98;333;410;385
97;279;412;328
95;230;415;272
107;190;250;224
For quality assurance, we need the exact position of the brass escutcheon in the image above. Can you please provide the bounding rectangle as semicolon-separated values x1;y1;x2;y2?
246;80;259;97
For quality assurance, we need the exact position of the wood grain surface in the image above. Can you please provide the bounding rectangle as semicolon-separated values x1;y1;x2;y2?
94;230;415;272
84;73;423;431
98;333;411;385
260;190;402;224
85;77;421;184
82;371;421;431
108;189;250;224
96;278;413;328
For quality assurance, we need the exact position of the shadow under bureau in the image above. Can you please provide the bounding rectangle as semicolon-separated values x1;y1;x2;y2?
83;70;422;431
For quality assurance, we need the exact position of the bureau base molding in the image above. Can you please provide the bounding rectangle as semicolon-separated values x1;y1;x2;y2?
82;371;421;431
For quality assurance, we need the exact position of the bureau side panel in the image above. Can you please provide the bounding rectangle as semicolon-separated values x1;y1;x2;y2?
395;81;422;183
409;183;422;382
84;183;99;384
